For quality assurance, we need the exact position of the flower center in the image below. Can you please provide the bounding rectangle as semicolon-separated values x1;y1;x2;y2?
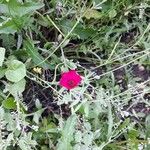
67;80;75;87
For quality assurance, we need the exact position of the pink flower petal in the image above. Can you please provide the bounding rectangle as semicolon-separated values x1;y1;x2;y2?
59;70;82;90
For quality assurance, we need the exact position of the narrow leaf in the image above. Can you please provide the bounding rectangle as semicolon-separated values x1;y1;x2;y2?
0;47;5;66
0;1;44;17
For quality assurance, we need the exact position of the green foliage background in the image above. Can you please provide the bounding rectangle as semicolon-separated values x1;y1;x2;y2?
0;0;150;149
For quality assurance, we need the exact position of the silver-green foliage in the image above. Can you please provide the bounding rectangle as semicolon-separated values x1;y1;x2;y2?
0;107;37;150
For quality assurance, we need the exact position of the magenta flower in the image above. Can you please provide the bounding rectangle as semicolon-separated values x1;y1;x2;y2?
59;70;82;90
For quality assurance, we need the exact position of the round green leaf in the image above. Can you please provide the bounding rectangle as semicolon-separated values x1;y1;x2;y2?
2;97;17;110
84;9;102;19
5;60;26;82
8;79;26;96
109;9;117;18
